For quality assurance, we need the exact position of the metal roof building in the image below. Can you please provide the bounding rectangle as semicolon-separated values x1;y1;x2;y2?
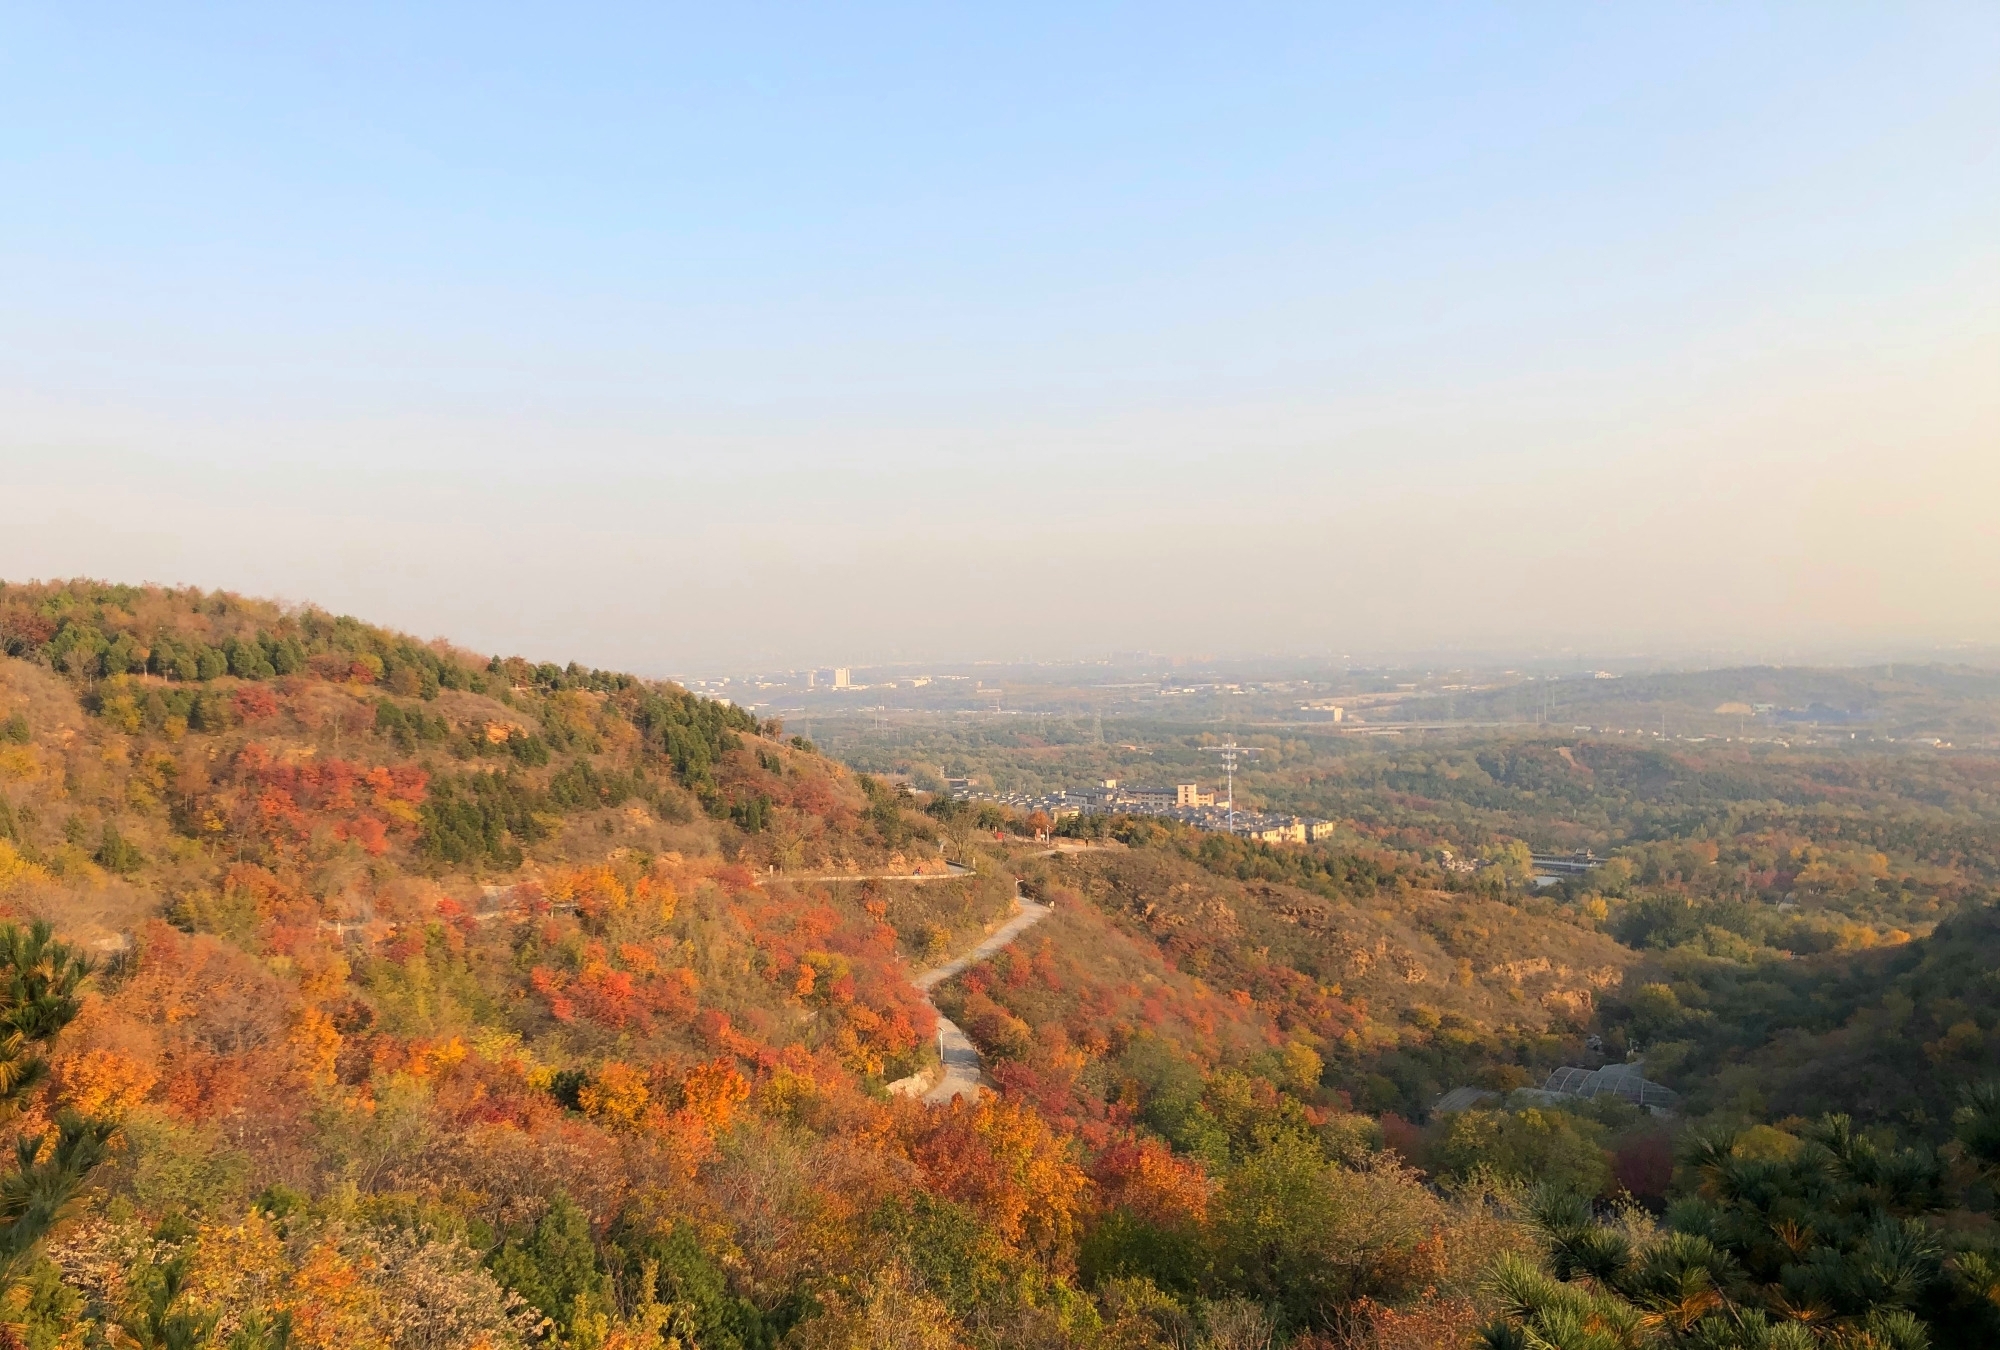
1540;1061;1677;1111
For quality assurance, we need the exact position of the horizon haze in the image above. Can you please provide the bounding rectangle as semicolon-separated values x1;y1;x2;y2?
4;6;1997;671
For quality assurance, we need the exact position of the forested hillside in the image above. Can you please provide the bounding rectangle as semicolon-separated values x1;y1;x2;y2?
857;709;2000;1346
0;581;1065;1349
5;580;2000;1348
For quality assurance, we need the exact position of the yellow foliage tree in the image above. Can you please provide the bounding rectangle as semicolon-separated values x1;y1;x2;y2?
580;1061;651;1131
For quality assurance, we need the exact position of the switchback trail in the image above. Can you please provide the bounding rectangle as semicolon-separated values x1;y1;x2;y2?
896;887;1051;1104
887;844;1112;1105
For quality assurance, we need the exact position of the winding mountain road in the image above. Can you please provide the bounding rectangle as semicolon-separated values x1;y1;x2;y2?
894;888;1051;1103
887;844;1111;1104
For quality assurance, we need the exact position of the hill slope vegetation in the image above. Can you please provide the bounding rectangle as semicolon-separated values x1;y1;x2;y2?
3;580;2000;1348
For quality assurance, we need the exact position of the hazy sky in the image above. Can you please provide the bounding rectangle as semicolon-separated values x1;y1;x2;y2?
4;5;1997;673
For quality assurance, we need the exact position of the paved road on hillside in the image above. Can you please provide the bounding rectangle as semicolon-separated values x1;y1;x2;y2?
909;890;1052;1104
888;844;1112;1105
751;862;975;886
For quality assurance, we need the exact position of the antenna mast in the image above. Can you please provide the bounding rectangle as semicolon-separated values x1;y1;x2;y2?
1201;741;1260;834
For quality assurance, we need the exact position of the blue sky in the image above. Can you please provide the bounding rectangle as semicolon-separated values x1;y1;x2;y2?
4;5;1996;670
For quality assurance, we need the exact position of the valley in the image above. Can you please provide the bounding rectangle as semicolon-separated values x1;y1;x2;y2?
3;581;2000;1347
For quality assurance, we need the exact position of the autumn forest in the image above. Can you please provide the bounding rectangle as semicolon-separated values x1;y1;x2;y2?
3;580;2000;1350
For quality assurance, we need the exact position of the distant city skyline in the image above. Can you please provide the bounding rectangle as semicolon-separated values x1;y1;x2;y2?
4;6;1996;669
665;640;2000;688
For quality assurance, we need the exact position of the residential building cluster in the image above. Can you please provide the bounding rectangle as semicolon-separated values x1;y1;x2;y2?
945;777;1336;845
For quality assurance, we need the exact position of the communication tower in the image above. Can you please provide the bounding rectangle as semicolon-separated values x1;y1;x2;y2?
1200;741;1261;833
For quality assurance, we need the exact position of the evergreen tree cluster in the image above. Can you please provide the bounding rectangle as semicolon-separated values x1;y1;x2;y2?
629;687;756;800
0;580;484;696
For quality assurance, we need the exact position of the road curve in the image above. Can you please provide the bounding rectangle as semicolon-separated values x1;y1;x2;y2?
888;886;1052;1105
